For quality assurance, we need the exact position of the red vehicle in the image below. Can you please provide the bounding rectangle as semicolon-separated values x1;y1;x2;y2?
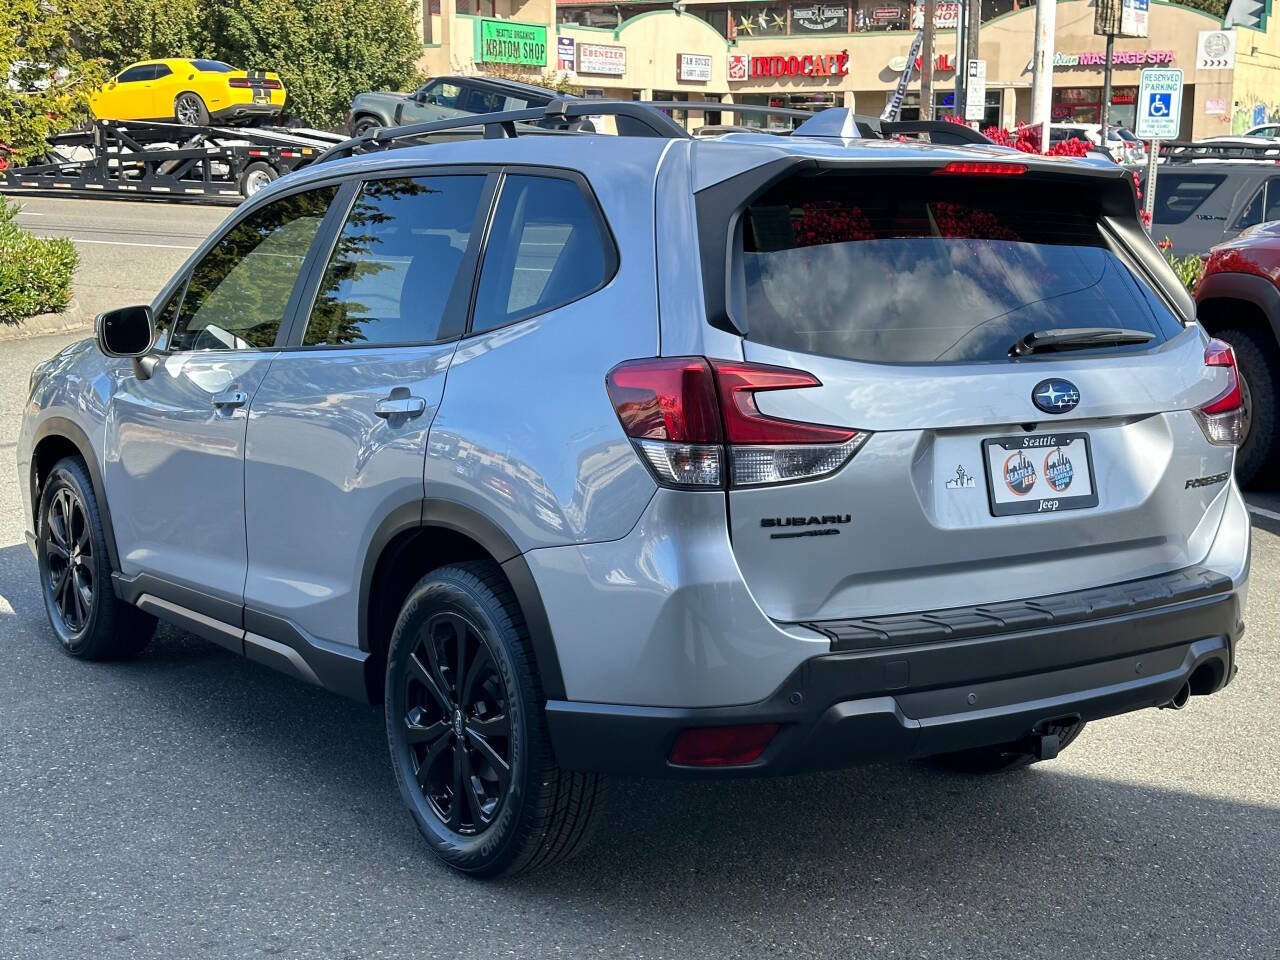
1196;222;1280;487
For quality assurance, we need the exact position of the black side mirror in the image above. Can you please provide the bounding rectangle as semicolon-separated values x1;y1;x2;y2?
94;305;158;379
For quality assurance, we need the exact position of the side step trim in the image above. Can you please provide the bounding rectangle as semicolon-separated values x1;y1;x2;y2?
112;571;369;701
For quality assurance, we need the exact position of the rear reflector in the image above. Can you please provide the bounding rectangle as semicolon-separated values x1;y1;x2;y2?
932;161;1028;176
1197;338;1244;446
606;357;869;488
669;724;779;767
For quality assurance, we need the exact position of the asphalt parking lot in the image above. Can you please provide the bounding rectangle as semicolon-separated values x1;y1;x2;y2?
1;196;1278;957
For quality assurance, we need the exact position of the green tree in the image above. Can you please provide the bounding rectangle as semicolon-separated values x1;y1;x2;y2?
68;0;209;68
0;0;105;162
212;0;423;127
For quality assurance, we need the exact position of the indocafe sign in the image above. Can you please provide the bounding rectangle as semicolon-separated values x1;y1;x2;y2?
728;51;850;80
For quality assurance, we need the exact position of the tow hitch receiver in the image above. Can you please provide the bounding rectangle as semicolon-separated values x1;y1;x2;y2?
1029;733;1060;761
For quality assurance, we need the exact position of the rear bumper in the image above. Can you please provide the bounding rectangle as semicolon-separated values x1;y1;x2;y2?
210;102;282;122
546;566;1242;777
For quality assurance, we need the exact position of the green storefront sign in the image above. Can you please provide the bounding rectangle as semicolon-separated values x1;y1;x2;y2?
478;19;547;66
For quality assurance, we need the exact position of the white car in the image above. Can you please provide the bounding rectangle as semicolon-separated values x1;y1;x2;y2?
1050;123;1145;164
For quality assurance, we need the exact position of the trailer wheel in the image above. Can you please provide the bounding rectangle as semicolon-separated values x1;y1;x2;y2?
175;92;210;126
238;162;278;199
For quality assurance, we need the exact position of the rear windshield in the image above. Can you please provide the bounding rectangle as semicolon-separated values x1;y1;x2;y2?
191;60;235;72
737;174;1182;365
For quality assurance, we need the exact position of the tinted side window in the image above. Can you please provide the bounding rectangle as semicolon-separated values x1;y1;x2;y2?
426;81;463;109
171;186;337;352
117;65;154;83
304;176;485;346
153;64;173;79
1265;179;1280;223
472;175;612;334
1236;185;1265;230
1152;174;1225;225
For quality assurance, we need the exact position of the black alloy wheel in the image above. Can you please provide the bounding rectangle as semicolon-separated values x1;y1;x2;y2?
37;457;156;660
43;486;93;635
385;564;606;877
403;610;512;835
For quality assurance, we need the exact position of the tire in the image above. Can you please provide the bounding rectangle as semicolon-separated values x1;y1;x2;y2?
1216;326;1279;489
351;115;381;137
174;92;210;126
922;718;1086;775
237;161;277;199
36;457;157;660
385;562;606;877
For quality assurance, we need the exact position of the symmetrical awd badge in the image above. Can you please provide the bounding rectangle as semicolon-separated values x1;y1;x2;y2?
1032;379;1081;415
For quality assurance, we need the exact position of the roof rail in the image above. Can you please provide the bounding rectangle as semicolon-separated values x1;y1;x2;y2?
1161;140;1280;163
314;100;992;165
316;99;693;163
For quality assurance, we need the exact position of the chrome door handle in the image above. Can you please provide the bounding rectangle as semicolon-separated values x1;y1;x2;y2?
374;394;427;419
212;389;249;410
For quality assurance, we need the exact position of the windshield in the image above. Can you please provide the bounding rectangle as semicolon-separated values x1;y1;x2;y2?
191;60;235;72
737;174;1182;365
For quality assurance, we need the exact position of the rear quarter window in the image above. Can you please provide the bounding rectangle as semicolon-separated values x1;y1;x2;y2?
1152;174;1225;225
736;173;1183;365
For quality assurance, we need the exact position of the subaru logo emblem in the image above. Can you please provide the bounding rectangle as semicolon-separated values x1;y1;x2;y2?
1032;379;1080;415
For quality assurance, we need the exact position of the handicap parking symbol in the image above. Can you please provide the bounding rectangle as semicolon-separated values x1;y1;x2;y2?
1148;92;1172;117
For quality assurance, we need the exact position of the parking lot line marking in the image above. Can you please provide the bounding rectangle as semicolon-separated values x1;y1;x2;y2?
1247;504;1280;523
64;238;199;250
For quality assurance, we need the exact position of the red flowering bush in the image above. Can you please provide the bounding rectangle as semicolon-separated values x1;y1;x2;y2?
793;201;874;247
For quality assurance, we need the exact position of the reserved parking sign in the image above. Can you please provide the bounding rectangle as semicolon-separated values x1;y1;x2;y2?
1136;67;1183;140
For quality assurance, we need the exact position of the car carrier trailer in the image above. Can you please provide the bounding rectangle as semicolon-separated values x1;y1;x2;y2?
0;119;345;204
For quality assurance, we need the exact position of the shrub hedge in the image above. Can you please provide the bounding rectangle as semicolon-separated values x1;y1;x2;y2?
0;198;78;326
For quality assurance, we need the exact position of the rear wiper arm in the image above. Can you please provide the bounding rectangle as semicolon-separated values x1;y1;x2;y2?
1010;327;1155;357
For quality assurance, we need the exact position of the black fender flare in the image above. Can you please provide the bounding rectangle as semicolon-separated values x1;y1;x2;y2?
1196;271;1280;342
30;416;121;571
358;498;567;701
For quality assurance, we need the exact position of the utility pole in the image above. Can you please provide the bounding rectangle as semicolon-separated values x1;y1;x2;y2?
967;0;982;125
954;0;967;118
1030;0;1056;150
922;0;936;119
1100;33;1115;139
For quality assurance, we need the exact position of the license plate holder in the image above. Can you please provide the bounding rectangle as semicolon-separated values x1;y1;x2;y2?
981;432;1098;517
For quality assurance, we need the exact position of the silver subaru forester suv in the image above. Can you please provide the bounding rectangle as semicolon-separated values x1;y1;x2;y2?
17;103;1250;877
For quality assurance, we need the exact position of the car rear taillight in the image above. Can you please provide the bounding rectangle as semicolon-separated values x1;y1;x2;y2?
669;724;779;767
1197;338;1244;446
229;78;282;89
606;357;869;488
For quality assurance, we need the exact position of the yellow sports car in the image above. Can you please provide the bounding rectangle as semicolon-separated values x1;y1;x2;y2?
89;59;286;126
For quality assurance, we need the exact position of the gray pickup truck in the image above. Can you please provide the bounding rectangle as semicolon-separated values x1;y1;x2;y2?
347;74;567;136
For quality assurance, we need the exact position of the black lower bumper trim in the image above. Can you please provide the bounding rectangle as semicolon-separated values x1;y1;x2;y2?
546;574;1241;778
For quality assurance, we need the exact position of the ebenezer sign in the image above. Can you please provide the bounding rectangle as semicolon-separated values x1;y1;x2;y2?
728;51;850;80
478;19;547;66
577;42;627;75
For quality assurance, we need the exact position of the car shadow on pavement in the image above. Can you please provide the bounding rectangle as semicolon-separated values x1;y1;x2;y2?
2;539;1277;957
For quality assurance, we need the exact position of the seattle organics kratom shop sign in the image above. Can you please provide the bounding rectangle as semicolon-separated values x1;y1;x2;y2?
478;19;547;66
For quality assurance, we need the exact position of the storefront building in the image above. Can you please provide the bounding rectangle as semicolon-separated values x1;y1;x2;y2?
419;0;1280;139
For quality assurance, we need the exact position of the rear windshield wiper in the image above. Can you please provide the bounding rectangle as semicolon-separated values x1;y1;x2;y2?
1010;327;1155;357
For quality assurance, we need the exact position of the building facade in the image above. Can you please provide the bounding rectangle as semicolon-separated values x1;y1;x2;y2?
418;0;1280;139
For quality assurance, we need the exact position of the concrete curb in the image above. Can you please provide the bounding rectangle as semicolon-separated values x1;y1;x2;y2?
0;300;93;342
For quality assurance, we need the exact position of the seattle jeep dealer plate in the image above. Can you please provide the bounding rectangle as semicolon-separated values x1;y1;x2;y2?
981;433;1098;516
